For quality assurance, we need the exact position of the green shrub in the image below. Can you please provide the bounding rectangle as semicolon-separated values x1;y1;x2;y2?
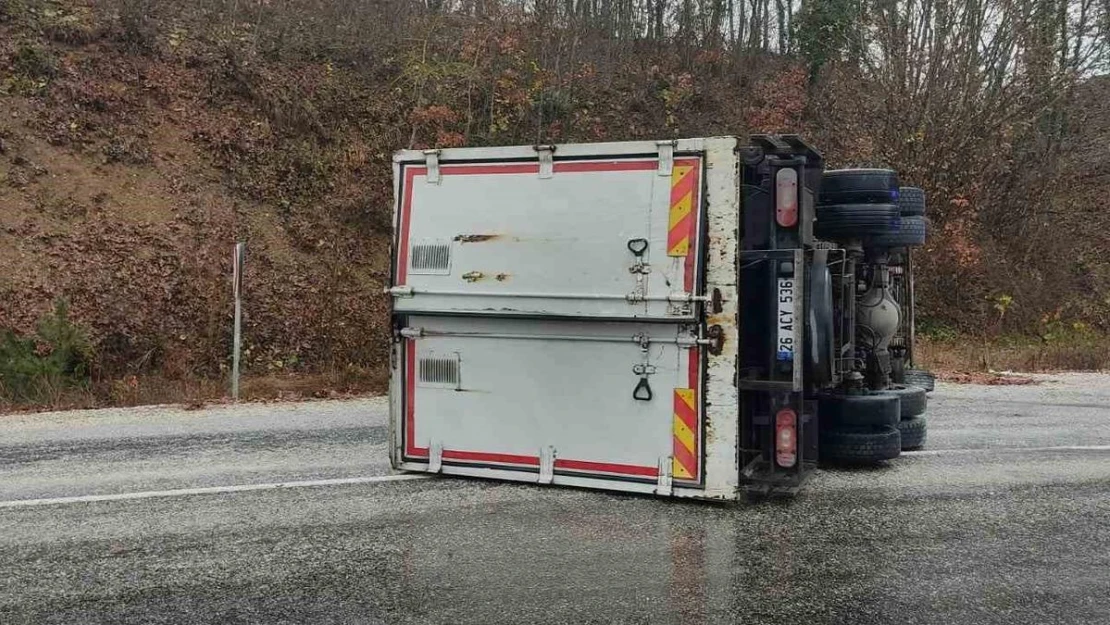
12;43;58;79
3;43;57;95
0;0;26;23
0;300;92;403
917;318;960;342
46;12;103;46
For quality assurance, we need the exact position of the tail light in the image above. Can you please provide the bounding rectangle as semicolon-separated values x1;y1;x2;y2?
775;168;799;227
775;408;797;468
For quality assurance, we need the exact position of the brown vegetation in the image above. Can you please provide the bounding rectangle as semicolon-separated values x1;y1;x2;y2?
1;0;1108;407
919;334;1110;377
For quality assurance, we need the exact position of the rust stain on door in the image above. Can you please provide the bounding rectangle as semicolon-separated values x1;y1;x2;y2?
454;234;502;243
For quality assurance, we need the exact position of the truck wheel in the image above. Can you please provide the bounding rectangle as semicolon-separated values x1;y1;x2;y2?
904;368;936;392
818;392;900;428
820;425;901;464
897;416;927;450
865;215;927;248
819;169;900;205
815;203;901;240
875;384;926;418
897;186;926;216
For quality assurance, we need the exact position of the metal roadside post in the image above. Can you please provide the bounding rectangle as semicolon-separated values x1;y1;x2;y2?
231;242;246;401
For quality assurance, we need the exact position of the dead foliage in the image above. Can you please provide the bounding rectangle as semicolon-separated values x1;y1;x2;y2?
0;0;1108;408
938;372;1039;386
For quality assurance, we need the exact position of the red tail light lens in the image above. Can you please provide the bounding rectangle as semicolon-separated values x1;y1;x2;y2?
775;168;799;227
775;408;797;468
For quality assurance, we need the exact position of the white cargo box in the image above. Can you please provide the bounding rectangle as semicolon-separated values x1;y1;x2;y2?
390;138;744;500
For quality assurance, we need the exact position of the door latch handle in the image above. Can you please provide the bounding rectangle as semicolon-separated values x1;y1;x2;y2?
632;363;656;401
627;238;649;256
706;324;724;356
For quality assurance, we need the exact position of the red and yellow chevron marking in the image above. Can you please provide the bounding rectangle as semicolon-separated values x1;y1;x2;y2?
672;388;698;480
667;163;699;257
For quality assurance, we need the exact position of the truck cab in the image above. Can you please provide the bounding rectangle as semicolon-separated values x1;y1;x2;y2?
388;135;930;500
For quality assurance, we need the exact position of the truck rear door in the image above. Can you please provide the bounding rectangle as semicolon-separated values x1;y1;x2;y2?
393;149;703;319
389;139;740;499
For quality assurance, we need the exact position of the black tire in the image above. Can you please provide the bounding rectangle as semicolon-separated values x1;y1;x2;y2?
819;169;900;205
898;186;926;216
904;369;936;392
815;203;901;240
897;416;927;450
818;392;901;428
820;425;901;464
865;215;927;248
875;384;927;418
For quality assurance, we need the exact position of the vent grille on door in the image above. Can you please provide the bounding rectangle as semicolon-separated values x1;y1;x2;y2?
410;241;452;274
418;355;459;387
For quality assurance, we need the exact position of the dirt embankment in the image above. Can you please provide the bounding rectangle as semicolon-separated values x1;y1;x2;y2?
1;3;396;408
2;1;1108;410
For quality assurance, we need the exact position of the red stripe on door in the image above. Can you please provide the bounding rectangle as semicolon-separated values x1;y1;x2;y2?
443;450;540;465
396;167;420;284
405;339;425;457
399;157;704;482
555;160;657;173
395;158;683;286
555;458;659;477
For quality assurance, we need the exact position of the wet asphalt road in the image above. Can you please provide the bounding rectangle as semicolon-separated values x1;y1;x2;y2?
1;374;1109;624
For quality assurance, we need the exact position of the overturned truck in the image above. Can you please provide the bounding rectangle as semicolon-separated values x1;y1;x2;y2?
388;136;936;500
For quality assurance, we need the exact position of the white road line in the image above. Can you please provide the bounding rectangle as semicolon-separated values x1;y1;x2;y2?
904;445;1110;456
0;474;433;510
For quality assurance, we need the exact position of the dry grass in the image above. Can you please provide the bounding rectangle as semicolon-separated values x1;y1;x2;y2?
0;367;387;415
6;335;1106;412
918;336;1110;375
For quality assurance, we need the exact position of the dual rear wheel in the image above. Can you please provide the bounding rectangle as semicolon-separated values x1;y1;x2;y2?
817;385;928;464
815;170;929;249
815;169;931;464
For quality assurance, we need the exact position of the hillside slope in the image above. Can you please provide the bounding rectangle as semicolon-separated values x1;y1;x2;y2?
2;1;1107;406
1;2;395;397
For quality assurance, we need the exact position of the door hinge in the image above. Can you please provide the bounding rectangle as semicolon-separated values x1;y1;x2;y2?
387;285;415;298
656;140;675;176
535;144;555;179
428;442;444;473
656;456;674;495
539;446;556;484
705;324;724;355
423;149;441;184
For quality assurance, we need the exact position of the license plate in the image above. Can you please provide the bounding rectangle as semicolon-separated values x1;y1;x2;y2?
777;277;795;361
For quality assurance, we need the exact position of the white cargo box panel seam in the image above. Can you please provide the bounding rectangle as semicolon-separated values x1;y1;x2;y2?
391;151;706;320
